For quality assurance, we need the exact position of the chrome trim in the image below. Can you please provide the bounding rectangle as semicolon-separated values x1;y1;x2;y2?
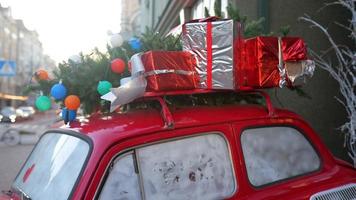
310;183;356;200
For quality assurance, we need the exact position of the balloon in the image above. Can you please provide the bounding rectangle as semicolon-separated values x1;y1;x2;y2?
36;69;49;80
111;58;126;74
64;95;81;110
129;37;141;51
69;55;81;63
97;80;112;95
110;33;123;48
50;83;67;100
107;30;113;35
35;96;51;111
61;108;77;123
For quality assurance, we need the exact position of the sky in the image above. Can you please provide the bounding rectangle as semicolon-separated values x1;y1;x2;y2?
1;0;122;63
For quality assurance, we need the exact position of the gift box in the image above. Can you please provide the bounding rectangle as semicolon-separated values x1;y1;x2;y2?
141;51;199;91
239;36;312;88
182;17;237;90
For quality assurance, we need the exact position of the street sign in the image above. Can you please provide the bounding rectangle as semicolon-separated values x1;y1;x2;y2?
0;60;16;76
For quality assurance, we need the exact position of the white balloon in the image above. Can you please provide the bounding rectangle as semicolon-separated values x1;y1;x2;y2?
107;30;113;36
69;55;81;63
110;33;123;48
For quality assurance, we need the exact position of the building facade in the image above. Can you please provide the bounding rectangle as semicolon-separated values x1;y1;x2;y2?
0;4;55;107
120;0;141;39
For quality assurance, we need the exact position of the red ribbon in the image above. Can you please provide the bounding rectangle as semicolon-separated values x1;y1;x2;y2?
184;17;221;89
206;22;213;89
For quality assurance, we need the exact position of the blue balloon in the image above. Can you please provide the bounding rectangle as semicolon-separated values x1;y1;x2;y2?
62;108;76;123
129;37;141;51
50;83;67;100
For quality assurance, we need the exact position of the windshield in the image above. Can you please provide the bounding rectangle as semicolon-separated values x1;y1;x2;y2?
12;132;90;200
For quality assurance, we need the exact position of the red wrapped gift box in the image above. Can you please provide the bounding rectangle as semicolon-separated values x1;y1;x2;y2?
239;36;307;88
141;51;199;91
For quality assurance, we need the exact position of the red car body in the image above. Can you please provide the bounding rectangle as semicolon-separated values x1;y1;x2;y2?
1;91;356;200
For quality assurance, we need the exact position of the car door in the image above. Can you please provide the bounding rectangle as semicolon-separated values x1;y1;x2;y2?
232;118;333;200
85;123;243;200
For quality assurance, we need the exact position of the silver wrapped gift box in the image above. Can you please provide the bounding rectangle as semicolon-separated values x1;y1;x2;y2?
182;19;236;90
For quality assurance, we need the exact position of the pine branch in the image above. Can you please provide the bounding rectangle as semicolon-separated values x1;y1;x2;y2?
214;0;222;18
26;28;182;115
205;7;210;18
278;25;291;36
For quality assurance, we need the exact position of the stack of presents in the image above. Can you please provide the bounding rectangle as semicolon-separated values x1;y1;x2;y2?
102;17;315;110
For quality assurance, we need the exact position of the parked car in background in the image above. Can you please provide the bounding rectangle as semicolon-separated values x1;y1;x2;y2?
16;106;35;119
0;107;17;123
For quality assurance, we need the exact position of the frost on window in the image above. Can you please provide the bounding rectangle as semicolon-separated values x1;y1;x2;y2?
99;153;141;200
137;134;236;200
12;133;89;200
241;127;320;186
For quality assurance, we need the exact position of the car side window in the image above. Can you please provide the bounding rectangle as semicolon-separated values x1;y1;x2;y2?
98;152;142;200
137;134;236;200
98;134;236;200
241;126;321;187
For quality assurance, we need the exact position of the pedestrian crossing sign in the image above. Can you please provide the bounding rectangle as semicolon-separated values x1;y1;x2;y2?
0;60;16;76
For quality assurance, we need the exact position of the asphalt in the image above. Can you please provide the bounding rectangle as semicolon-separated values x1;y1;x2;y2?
0;110;59;190
0;144;34;190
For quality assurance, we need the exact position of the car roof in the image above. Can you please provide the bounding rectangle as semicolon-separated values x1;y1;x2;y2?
59;102;302;147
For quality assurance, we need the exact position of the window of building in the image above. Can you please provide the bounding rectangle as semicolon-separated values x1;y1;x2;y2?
98;134;236;199
241;127;321;187
192;0;229;19
192;0;204;19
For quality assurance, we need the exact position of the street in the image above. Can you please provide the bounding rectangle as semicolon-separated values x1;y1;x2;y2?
0;110;58;190
0;144;34;190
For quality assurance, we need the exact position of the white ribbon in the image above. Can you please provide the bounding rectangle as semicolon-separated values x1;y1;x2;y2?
101;53;147;112
278;37;287;88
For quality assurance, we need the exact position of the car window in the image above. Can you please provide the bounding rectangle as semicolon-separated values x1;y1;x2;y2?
99;153;141;200
137;134;236;200
98;134;236;200
241;126;320;187
12;132;90;200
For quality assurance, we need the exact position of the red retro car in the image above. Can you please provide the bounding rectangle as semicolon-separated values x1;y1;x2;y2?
1;91;356;200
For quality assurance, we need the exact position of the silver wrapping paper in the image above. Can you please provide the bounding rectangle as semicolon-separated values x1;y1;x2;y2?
278;37;287;88
285;59;315;86
182;20;234;89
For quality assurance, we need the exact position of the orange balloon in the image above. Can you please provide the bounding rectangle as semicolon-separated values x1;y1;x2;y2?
36;69;49;80
64;95;81;110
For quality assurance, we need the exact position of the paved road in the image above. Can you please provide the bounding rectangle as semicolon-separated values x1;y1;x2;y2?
0;144;34;190
0;110;59;146
0;110;59;190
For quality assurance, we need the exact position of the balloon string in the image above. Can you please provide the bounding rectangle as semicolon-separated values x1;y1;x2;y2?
28;73;35;85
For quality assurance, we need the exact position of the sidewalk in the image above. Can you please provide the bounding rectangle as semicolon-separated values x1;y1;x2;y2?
0;110;59;146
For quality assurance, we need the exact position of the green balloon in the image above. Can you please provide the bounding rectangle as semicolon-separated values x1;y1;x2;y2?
35;96;51;111
97;81;112;95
